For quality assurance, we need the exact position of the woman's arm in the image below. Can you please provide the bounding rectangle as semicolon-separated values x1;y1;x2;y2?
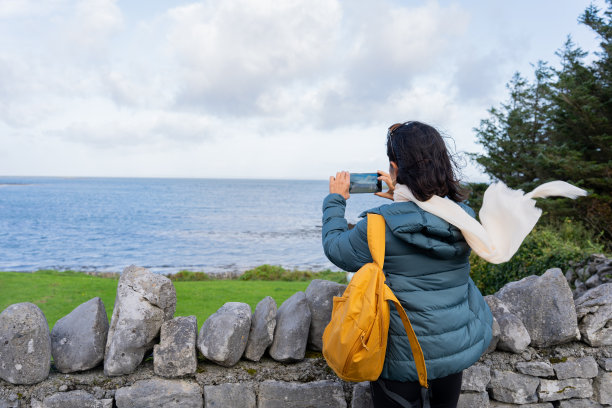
322;193;372;272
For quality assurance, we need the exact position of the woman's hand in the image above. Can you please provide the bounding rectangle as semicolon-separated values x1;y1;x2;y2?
329;171;350;200
375;170;395;200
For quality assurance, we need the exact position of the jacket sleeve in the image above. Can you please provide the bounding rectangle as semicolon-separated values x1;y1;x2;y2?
321;193;373;272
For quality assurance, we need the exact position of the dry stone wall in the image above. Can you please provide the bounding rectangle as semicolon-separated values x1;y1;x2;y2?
0;255;611;408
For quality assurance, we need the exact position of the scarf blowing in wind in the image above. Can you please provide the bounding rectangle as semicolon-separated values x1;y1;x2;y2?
393;181;587;264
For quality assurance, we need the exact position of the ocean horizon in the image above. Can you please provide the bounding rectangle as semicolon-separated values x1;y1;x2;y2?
0;176;383;274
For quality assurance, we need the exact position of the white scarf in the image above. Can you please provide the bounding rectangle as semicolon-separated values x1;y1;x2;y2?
393;181;587;264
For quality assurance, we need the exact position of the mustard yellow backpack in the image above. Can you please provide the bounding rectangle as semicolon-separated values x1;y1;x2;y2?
322;213;428;387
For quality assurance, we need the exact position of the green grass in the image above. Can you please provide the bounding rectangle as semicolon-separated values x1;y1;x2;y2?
0;270;317;330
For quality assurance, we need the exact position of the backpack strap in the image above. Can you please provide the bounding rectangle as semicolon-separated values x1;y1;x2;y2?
385;287;429;389
368;213;428;389
367;213;386;268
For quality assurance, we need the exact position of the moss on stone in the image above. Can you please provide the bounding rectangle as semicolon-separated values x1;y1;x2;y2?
549;357;568;364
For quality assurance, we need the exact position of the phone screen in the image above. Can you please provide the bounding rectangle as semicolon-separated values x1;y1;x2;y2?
349;173;382;194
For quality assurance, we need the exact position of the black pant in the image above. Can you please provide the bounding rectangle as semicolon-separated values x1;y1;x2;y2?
370;371;463;408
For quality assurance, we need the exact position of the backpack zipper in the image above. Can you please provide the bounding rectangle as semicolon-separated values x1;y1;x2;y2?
343;331;367;374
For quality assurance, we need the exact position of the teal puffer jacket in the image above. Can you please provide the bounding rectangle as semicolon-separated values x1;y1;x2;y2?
322;193;492;382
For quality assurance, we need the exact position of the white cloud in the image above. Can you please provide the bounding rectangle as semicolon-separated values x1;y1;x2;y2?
0;0;605;181
68;0;123;51
166;0;342;113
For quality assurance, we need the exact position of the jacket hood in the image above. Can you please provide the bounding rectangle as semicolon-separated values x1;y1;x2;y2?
360;201;475;259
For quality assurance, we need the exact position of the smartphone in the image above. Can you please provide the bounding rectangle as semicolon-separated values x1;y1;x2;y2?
349;173;382;194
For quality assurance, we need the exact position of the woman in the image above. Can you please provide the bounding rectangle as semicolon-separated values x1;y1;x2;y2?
322;122;493;408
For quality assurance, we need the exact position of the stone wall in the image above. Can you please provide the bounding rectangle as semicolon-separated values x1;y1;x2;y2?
0;256;611;408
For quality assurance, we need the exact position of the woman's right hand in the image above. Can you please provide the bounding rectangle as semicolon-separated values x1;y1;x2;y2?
375;170;395;200
329;171;351;200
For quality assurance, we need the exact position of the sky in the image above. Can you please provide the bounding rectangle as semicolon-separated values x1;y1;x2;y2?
0;0;606;182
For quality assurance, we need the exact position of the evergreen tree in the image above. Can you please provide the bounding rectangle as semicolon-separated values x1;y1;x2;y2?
470;62;552;192
470;2;611;241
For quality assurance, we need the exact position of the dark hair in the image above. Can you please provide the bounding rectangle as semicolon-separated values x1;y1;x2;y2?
386;121;466;202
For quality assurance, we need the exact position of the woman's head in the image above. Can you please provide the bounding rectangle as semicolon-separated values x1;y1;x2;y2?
386;121;466;202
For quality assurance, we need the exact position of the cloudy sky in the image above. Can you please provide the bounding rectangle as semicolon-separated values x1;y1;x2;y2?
0;0;605;181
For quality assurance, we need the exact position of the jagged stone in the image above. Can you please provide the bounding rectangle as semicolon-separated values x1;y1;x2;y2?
351;382;373;408
461;364;491;392
485;296;530;353
488;369;539;404
558;399;603;408
599;357;612;371
495;268;579;347
0;397;18;408
50;297;108;373
538;378;593;402
198;302;251;367
516;361;554;377
115;378;203;408
41;390;112;408
154;315;197;377
575;280;588;299
203;383;256;408
243;297;276;362
457;392;488;408
489;402;552;408
585;274;601;289
268;292;311;362
575;283;612;347
104;265;177;376
0;303;51;385
305;279;346;351
553;357;599;380
593;370;612;405
486;316;501;354
257;380;346;408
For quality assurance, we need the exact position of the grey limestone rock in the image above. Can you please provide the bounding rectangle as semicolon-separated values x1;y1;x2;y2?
258;380;346;408
488;369;540;404
599;357;612;371
0;303;51;385
457;392;489;408
558;399;603;408
575;283;612;347
538;378;593;402
553;357;599;380
269;292;311;362
198;302;251;367
461;364;491;392
516;361;554;377
485;296;530;353
42;390;112;408
586;274;601;289
489;403;553;408
593;370;612;405
575;280;589;299
495;268;579;347
203;383;256;408
115;378;203;408
351;382;373;408
154;315;197;377
104;265;177;376
0;398;18;408
486;316;501;354
305;279;346;351
50;297;109;373
243;297;276;362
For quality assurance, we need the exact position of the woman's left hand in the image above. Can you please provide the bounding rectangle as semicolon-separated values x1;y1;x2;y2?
375;170;395;200
329;171;350;200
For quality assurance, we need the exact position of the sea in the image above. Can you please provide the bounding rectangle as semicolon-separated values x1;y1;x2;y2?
0;177;383;275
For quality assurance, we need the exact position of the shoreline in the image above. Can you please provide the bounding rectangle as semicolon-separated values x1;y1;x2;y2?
0;265;343;281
